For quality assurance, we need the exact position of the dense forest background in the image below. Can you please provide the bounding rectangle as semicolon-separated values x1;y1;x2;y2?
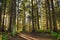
0;0;60;35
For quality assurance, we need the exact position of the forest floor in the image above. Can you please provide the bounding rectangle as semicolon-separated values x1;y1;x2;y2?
8;32;57;40
8;34;26;40
17;32;56;40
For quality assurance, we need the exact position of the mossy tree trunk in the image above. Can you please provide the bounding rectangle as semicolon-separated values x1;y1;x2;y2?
10;0;16;36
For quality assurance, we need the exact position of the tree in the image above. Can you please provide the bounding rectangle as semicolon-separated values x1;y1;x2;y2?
46;0;53;32
0;0;3;32
50;0;57;32
9;0;16;36
31;0;35;32
36;0;40;30
1;0;7;32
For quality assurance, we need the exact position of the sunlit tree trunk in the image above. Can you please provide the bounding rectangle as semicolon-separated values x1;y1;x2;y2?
2;0;7;32
16;0;19;32
45;0;49;30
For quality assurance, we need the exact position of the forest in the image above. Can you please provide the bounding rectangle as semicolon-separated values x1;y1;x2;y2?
0;0;60;40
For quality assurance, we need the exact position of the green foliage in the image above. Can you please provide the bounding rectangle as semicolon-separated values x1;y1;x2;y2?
51;32;60;39
57;33;60;39
51;32;57;37
37;29;44;33
57;37;60;40
45;29;50;32
2;32;8;40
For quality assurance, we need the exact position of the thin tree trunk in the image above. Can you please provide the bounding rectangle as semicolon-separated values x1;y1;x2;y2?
31;0;35;32
36;0;40;30
0;0;3;32
0;3;2;32
0;10;2;32
45;0;49;30
23;3;26;31
17;0;19;31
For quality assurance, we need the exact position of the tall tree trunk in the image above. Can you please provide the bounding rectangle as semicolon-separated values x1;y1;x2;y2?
31;0;35;32
0;10;2;31
36;0;40;30
50;0;57;32
8;0;13;32
23;2;26;31
0;2;2;32
17;0;19;31
46;0;52;32
8;3;12;32
46;5;49;30
9;0;16;36
0;9;2;32
45;0;49;30
2;0;7;32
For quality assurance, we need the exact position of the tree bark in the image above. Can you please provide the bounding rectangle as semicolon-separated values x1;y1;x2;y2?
46;0;53;32
50;0;57;32
31;0;35;32
8;0;16;35
2;0;7;32
36;0;40;30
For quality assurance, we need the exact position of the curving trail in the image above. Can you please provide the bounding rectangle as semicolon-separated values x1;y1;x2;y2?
8;32;56;40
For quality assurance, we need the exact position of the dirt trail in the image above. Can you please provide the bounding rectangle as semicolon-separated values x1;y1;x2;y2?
8;32;56;40
17;32;56;40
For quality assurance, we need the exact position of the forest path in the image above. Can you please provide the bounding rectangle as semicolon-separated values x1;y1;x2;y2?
17;32;56;40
